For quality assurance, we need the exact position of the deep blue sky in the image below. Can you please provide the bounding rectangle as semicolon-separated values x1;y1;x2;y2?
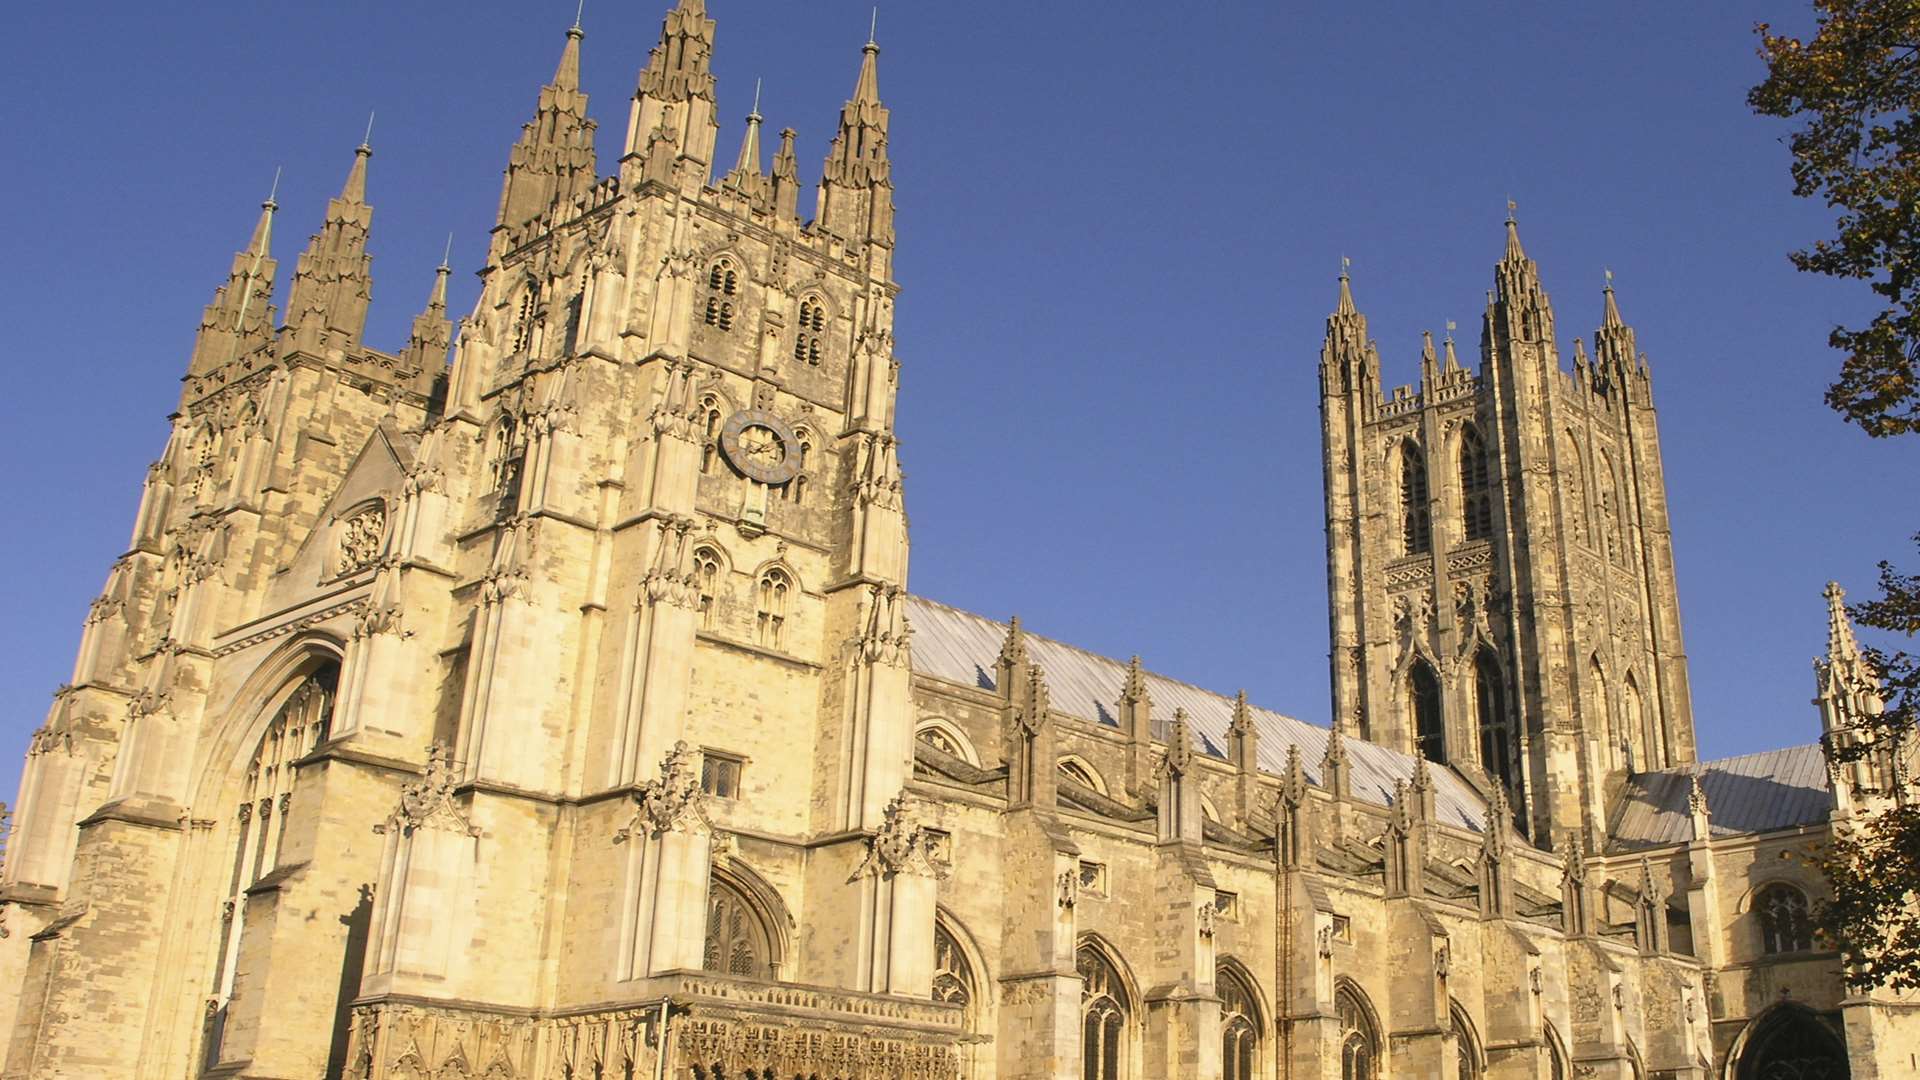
2;2;1913;804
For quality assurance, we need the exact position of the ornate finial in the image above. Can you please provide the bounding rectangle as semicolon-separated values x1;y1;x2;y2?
266;165;282;210
1445;319;1456;343
1506;197;1517;223
1687;773;1710;820
1121;654;1150;706
1340;254;1351;278
751;76;763;118
868;6;879;46
1604;267;1614;290
619;741;711;840
361;110;376;151
851;792;941;880
1161;708;1195;779
573;0;585;31
440;232;454;271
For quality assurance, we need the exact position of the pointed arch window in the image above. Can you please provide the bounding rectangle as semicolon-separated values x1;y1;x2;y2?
703;877;773;979
699;395;724;475
1475;650;1514;790
1058;759;1101;792
208;660;339;1061
1624;672;1655;772
1756;883;1815;955
1409;659;1446;764
755;568;791;650
1401;441;1432;555
1545;1022;1569;1080
917;724;966;759
1561;433;1591;549
1599;449;1624;564
1336;983;1380;1080
1587;657;1616;769
1460;425;1494;542
780;430;813;504
794;295;827;366
1078;944;1129;1080
692;546;722;631
704;258;738;331
1452;1005;1484;1080
512;290;538;354
1734;1005;1848;1079
1218;964;1260;1080
933;921;978;1028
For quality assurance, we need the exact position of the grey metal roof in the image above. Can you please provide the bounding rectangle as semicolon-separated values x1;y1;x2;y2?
1608;745;1833;850
906;596;1489;830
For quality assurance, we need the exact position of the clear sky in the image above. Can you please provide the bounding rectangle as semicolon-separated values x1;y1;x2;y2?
1;1;1913;806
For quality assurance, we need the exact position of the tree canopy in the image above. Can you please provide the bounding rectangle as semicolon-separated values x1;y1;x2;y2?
1751;0;1920;992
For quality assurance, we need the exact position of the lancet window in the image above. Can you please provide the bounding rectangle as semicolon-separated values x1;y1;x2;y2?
699;395;724;475
1599;450;1624;564
704;258;738;331
1452;1005;1483;1080
1586;656;1616;769
1409;659;1445;764
933;921;978;1028
1561;432;1591;549
693;546;722;630
755;568;791;650
1624;673;1655;771
1336;983;1380;1080
703;877;773;979
1460;425;1494;542
1475;651;1514;790
1078;944;1129;1080
779;429;812;504
1546;1023;1569;1080
208;660;339;1059
1756;883;1815;955
1218;964;1260;1080
1401;441;1432;555
794;295;827;366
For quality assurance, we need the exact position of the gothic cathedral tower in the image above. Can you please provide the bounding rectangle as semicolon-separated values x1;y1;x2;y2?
1321;216;1697;843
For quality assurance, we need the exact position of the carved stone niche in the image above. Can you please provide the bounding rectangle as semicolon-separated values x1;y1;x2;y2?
337;504;387;574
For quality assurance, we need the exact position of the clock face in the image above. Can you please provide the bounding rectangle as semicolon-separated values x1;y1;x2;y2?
718;409;803;485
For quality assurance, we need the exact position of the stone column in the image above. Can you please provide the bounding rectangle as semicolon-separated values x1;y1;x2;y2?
616;743;713;979
850;794;941;995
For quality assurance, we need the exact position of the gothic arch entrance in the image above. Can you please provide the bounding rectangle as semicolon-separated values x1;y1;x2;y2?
1734;1006;1849;1080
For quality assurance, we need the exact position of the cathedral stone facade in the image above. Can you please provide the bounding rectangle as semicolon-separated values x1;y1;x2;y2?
2;3;1916;1078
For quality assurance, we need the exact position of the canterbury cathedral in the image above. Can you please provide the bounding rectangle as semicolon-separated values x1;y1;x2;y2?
4;2;1917;1078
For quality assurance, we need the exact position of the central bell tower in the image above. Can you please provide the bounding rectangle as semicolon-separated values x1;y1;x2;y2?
1320;215;1697;843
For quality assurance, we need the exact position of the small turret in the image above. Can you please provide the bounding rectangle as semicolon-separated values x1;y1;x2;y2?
720;81;772;210
817;32;893;246
283;139;375;356
624;0;718;185
1491;205;1553;346
400;244;453;377
1593;273;1642;393
496;19;598;233
188;183;280;382
1320;267;1379;401
772;126;802;222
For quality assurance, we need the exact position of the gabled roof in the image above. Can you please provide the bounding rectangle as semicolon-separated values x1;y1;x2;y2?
1607;745;1832;851
905;596;1488;830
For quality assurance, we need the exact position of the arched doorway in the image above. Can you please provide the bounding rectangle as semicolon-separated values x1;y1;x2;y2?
1735;1006;1850;1080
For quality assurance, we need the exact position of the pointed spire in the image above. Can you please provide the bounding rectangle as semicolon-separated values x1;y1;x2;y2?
1335;260;1357;316
1229;689;1254;736
820;28;894;244
1825;581;1864;668
499;19;599;232
284;139;377;355
1420;329;1439;384
402;246;454;375
721;79;771;207
1442;321;1462;373
342;135;371;204
187;178;283;382
627;0;718;171
1503;198;1525;261
1601;269;1623;328
1320;723;1351;801
555;18;584;90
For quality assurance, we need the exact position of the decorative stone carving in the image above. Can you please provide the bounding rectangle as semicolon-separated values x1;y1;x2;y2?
1056;868;1078;910
1196;900;1217;939
378;742;476;838
616;741;710;842
851;794;940;880
339;506;386;571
